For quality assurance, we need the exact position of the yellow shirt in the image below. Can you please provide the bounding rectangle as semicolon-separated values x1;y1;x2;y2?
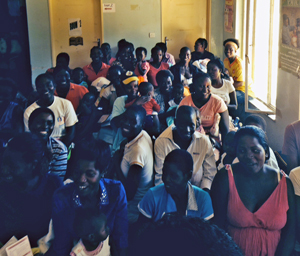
224;56;255;98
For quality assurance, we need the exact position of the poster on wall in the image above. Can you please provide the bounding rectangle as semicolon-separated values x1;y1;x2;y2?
279;0;300;76
68;18;82;37
224;0;234;33
103;3;116;13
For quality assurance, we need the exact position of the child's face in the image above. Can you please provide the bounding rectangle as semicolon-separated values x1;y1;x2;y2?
207;63;221;80
87;217;110;246
173;87;184;103
223;135;235;156
160;76;172;95
101;46;111;57
149;87;154;98
91;48;103;63
152;50;163;63
82;94;96;109
136;50;146;62
179;50;191;63
73;70;84;84
224;44;236;59
195;42;204;52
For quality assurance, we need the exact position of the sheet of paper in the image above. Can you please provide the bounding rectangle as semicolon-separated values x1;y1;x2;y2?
6;236;33;256
0;236;18;256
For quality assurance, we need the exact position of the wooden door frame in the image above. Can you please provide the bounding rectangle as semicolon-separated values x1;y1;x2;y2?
206;0;211;51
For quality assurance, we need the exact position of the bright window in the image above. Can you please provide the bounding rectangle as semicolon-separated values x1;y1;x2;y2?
245;0;280;114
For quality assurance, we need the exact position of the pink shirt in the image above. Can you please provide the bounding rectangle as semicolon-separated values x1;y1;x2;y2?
179;94;227;128
147;62;169;87
134;61;150;82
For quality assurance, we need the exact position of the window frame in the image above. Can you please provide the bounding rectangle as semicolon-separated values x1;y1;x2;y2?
244;0;278;115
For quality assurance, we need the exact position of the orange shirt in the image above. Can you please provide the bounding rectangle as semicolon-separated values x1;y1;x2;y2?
179;94;227;128
147;62;169;87
55;83;88;111
83;62;110;83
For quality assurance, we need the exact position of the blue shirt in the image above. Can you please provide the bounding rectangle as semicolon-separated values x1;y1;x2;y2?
138;183;214;222
49;178;128;255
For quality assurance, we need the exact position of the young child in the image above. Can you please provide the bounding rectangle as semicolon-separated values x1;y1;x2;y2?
125;82;160;135
217;131;236;170
101;43;116;65
170;47;199;97
125;82;160;114
72;67;88;88
147;46;169;87
166;83;184;126
71;208;110;256
134;47;150;83
75;93;102;141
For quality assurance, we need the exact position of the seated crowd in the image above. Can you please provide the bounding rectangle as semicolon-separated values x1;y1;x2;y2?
0;37;300;256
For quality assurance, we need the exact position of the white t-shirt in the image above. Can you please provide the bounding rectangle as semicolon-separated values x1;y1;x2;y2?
70;238;110;256
121;130;153;223
24;96;78;139
210;79;235;105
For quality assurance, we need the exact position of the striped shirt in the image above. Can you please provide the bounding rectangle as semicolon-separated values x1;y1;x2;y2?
48;137;68;179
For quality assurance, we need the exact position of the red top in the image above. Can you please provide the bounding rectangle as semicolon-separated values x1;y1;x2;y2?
226;165;288;256
55;83;88;111
125;98;160;115
147;62;169;87
83;62;110;83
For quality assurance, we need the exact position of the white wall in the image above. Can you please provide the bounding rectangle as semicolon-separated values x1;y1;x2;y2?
26;0;52;85
102;0;161;57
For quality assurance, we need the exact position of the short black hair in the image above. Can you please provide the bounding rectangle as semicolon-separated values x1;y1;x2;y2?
72;67;84;74
175;105;196;121
118;39;127;51
195;38;208;49
35;73;55;88
151;46;163;56
90;46;102;55
28;107;55;130
164;149;193;176
223;38;240;49
133;215;243;256
73;207;106;238
234;126;269;154
101;42;110;50
172;83;184;91
138;82;153;96
107;65;124;81
156;70;174;85
245;115;267;132
207;58;230;80
56;52;70;64
136;47;147;56
193;72;211;84
223;131;236;145
155;42;167;53
68;138;112;177
179;47;191;56
125;105;146;124
0;78;18;98
53;67;70;78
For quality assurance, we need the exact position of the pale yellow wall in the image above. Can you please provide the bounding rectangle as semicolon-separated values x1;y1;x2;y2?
161;0;207;58
102;0;161;58
49;0;102;69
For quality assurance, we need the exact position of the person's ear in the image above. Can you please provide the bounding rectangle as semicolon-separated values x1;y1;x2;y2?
186;170;193;181
265;146;270;161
